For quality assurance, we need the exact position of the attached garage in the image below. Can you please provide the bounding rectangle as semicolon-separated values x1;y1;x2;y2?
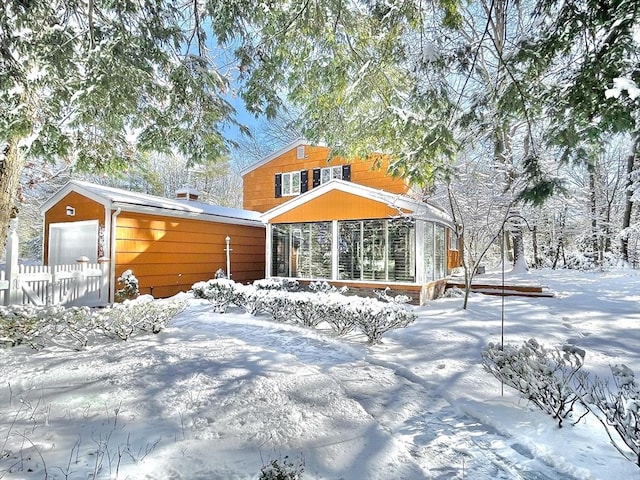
41;181;266;302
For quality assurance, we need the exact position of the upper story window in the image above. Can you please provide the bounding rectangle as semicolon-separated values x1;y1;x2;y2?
282;171;300;196
275;170;309;198
320;166;343;184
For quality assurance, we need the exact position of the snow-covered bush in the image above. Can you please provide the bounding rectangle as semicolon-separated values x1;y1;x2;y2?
232;283;267;315
192;278;416;344
98;296;186;340
254;278;299;291
576;364;640;466
115;269;140;302
308;281;347;294
259;455;304;480
0;297;186;350
0;304;95;350
192;278;236;312
482;339;585;427
348;298;416;345
261;289;296;323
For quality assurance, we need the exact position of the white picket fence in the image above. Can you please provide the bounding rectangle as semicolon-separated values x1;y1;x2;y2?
1;221;110;308
0;262;110;307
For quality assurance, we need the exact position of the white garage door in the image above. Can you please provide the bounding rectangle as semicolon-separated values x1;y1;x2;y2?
49;220;99;266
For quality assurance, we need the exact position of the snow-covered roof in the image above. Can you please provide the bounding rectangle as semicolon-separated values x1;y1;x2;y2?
261;179;454;227
41;180;263;227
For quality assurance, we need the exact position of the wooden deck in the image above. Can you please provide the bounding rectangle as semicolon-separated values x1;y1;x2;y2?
446;280;554;298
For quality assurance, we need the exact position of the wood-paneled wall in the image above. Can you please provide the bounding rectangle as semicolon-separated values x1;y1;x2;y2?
242;144;409;212
114;212;265;298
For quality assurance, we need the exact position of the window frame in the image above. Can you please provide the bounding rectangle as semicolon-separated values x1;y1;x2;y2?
281;171;301;196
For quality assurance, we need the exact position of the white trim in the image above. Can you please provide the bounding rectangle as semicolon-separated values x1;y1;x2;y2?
40;181;111;214
265;224;273;277
331;220;339;280
240;139;318;177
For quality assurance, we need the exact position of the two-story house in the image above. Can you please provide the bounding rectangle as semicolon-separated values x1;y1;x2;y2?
242;139;461;302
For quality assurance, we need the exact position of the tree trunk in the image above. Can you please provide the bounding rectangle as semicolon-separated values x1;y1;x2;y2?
0;139;25;258
589;167;599;263
621;137;638;264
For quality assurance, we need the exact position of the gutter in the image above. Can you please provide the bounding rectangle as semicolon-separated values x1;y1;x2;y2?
109;207;122;303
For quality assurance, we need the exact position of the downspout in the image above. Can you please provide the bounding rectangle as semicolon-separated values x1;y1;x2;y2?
109;207;122;303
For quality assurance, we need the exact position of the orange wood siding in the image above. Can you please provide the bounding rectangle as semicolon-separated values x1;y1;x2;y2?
114;211;265;298
242;144;410;212
43;192;106;264
269;190;410;224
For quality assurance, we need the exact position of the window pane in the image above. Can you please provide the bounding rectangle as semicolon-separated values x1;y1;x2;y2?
339;221;362;280
282;173;291;195
273;222;332;279
321;168;331;184
291;172;300;194
272;224;292;277
388;219;415;282
424;222;434;282
362;220;385;280
332;166;342;180
435;225;446;279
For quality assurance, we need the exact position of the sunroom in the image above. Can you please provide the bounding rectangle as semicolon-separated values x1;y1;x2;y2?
261;180;460;302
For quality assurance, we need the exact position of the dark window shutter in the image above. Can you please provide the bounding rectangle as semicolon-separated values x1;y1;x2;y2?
300;170;309;193
275;173;282;198
312;168;321;188
342;164;351;181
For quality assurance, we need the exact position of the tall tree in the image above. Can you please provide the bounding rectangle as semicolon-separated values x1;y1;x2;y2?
0;0;239;255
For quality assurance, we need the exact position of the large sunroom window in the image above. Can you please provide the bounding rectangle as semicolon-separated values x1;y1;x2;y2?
338;218;415;282
424;222;447;282
271;222;332;279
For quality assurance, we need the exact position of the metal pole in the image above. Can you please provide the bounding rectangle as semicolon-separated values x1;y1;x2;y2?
225;236;232;279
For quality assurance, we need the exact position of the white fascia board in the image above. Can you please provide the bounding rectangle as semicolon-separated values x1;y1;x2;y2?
39;180;112;215
112;202;265;228
240;138;310;177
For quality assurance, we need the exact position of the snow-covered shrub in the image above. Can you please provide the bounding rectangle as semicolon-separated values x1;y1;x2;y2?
259;455;304;480
261;289;295;323
232;283;266;315
0;297;185;349
115;269;139;302
99;296;186;340
308;281;347;294
322;297;357;336
0;304;95;350
482;339;585;427
254;278;299;291
348;298;417;345
191;278;236;312
289;292;328;328
214;268;227;279
576;364;640;466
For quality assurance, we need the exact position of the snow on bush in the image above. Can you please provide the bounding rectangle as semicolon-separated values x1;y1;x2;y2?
259;455;305;480
192;279;236;313
483;339;640;467
576;364;640;466
115;269;140;302
191;279;416;344
482;339;586;427
0;297;186;350
98;296;187;340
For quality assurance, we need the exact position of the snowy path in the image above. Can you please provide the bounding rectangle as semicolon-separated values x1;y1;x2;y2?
164;304;580;480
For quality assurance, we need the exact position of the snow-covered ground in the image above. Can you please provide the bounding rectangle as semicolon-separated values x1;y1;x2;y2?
0;269;638;479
